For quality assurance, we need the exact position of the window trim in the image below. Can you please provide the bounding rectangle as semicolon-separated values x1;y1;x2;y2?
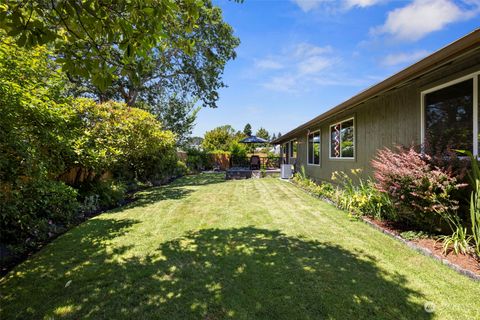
420;71;479;156
307;129;321;166
329;117;355;160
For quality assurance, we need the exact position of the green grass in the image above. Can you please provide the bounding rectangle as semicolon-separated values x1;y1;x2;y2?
1;174;479;319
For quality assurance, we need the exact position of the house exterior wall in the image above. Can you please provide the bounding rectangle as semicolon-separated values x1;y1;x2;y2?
287;49;480;182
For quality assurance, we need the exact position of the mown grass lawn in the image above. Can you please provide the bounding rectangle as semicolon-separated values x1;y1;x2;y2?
1;174;479;319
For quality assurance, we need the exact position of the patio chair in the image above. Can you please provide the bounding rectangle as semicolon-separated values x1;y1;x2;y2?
250;155;260;170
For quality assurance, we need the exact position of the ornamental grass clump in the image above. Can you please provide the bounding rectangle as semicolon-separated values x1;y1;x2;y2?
371;146;466;231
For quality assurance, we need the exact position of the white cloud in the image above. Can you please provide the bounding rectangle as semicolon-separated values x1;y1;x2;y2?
344;0;382;8
254;58;284;70
372;0;480;41
291;0;325;12
263;75;298;92
261;43;339;92
294;43;332;57
298;55;333;74
381;50;430;66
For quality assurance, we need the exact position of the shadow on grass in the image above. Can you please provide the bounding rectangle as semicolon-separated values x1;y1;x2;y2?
126;173;226;208
1;225;432;320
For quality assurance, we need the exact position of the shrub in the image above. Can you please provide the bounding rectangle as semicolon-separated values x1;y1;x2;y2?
331;170;394;220
0;179;79;246
372;146;465;231
186;148;210;172
292;167;335;199
71;99;178;183
230;141;247;164
458;150;480;257
78;180;127;210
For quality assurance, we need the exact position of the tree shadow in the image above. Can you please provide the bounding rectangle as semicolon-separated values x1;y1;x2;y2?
2;226;432;320
122;173;226;208
171;173;226;187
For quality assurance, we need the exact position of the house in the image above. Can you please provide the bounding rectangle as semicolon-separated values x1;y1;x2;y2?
272;29;480;181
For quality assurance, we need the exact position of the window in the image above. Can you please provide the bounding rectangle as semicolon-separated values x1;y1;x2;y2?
283;143;290;161
289;140;297;159
422;73;479;155
307;131;320;165
330;118;355;159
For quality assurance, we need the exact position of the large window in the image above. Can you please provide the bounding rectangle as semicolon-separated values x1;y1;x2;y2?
307;131;320;165
422;73;479;155
330;118;355;159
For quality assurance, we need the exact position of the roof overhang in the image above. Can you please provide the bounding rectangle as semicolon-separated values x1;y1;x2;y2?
272;28;480;145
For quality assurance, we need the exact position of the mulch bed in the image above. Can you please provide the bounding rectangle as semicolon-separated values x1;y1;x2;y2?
363;217;480;278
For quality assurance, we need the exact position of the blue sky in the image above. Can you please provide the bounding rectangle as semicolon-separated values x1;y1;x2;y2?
193;0;480;137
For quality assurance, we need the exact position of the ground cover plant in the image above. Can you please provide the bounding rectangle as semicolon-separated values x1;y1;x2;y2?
1;174;479;319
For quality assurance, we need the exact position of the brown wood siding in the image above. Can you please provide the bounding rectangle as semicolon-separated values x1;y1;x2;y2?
292;49;480;182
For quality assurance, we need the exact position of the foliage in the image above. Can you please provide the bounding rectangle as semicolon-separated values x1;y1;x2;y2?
243;123;252;136
201;125;238;151
371;146;465;231
255;127;270;141
0;39;181;258
78;180;127;210
399;230;430;241
144;96;200;146
186;148;210;172
292;167;335;199
438;225;472;255
458;150;480;257
71;99;178;182
292;167;393;220
0;179;79;246
229;141;248;164
331;170;395;220
1;0;240;108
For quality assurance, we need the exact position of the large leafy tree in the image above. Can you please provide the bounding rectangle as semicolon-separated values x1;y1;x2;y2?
144;96;200;147
0;0;240;107
201;125;238;151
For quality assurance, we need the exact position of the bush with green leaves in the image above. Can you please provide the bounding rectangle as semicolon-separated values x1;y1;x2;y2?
292;167;393;220
0;179;79;247
186;148;211;172
331;170;395;220
0;39;181;257
292;167;335;199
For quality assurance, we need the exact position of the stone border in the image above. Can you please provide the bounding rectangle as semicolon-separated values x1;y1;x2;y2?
282;178;480;281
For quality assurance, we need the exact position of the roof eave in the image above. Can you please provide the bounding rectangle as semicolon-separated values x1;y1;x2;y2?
272;28;480;145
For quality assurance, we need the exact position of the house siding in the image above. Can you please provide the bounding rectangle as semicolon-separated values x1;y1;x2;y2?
287;49;480;182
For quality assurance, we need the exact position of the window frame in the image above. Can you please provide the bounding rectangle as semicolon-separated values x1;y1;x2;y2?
420;71;479;156
307;129;321;166
329;117;356;160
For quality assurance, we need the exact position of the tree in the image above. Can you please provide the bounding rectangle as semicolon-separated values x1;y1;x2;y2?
243;123;252;136
144;96;200;147
278;132;282;138
0;0;240;108
201;125;236;151
256;127;270;141
271;133;277;141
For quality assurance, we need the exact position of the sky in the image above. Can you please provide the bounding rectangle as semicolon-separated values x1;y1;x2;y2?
192;0;480;137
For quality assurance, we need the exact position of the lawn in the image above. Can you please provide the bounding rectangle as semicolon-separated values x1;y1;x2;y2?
1;174;479;319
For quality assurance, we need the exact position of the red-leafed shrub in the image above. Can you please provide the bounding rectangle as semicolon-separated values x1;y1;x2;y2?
371;146;466;231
